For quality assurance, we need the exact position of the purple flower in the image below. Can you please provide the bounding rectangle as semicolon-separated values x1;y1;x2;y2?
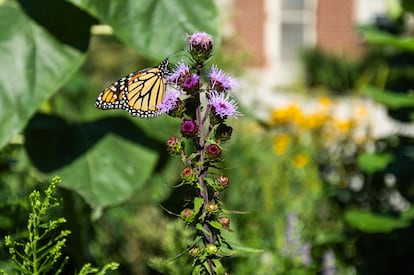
183;74;200;91
207;91;241;119
167;61;190;84
158;88;181;114
187;31;214;51
208;65;238;91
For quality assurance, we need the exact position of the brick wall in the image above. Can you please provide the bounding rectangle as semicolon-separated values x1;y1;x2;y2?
233;0;266;67
316;0;364;57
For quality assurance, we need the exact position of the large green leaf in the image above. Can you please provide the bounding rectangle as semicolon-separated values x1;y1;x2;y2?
359;26;414;52
362;86;414;109
357;152;393;174
0;3;88;149
24;114;162;210
67;0;218;59
345;209;410;233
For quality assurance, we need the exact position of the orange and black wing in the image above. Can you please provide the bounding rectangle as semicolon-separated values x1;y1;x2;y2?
95;59;169;118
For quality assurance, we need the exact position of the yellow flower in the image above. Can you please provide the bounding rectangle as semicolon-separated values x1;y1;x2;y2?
273;134;291;155
317;96;333;111
270;104;302;126
301;113;331;130
334;119;353;133
292;153;309;168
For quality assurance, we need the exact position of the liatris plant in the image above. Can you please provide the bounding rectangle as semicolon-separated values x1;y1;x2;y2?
161;32;240;274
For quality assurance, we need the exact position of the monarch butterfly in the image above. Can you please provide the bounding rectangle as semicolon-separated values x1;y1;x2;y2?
95;59;169;118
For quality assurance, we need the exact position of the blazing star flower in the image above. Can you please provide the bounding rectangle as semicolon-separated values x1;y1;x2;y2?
166;61;190;84
158;88;181;114
187;32;214;62
183;74;200;91
187;31;214;51
208;91;241;119
209;65;238;91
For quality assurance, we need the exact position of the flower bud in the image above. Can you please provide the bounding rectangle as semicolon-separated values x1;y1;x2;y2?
206;201;219;214
181;167;197;184
166;136;183;155
219;217;230;228
216;176;229;189
181;208;193;221
206;144;222;160
187;32;214;63
180;119;198;138
189;246;201;257
215;124;233;141
206;243;219;255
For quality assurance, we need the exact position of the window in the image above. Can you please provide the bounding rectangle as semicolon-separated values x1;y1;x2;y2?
280;0;314;63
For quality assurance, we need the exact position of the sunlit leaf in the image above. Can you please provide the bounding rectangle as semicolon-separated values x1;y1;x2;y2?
359;26;414;52
362;86;414;109
0;3;88;149
357;152;393;174
57;133;158;209
67;0;219;60
345;210;410;233
25;114;161;209
401;206;414;221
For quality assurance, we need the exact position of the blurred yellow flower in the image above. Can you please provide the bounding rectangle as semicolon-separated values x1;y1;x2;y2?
317;96;333;111
273;134;291;155
292;153;309;168
270;104;302;126
334;119;353;133
301;113;331;130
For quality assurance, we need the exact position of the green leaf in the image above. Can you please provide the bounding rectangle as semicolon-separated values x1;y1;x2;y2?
67;0;219;60
25;114;161;209
57;134;158;209
345;209;410;233
362;86;414;109
211;259;225;275
357;152;393;174
193;197;204;214
359;26;414;52
195;223;212;237
0;3;87;149
401;206;414;221
208;220;222;230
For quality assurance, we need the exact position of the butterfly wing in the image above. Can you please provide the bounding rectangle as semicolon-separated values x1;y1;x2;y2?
122;68;166;118
95;59;169;119
95;75;130;110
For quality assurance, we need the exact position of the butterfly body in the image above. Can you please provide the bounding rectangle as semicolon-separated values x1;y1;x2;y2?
95;59;169;118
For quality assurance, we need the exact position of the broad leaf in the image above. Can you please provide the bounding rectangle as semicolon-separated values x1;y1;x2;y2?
359;26;414;52
345;210;410;233
0;3;90;149
25;114;162;209
357;152;393;174
362;86;414;109
67;0;219;60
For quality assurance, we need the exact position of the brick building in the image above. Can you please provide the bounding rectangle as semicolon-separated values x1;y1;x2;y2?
219;0;387;85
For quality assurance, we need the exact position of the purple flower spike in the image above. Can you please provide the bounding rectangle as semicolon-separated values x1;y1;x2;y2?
208;91;241;119
208;65;239;91
158;88;181;114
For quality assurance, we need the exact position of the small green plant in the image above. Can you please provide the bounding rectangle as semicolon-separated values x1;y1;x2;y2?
2;176;118;275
